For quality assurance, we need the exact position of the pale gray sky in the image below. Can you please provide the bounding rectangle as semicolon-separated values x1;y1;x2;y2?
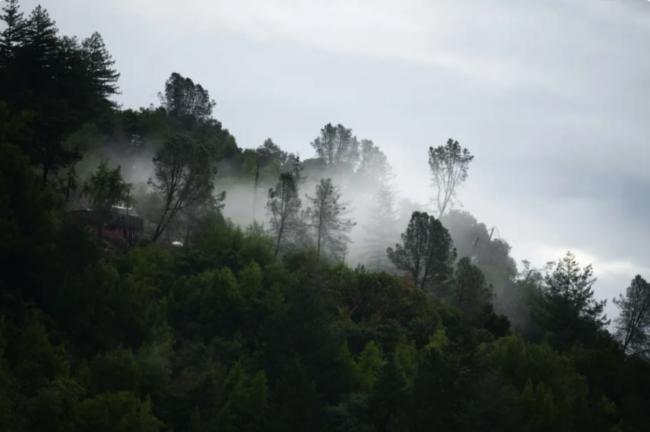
19;0;650;315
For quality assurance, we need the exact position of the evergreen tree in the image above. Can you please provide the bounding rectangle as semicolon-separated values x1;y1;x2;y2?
306;178;355;261
452;257;492;323
23;6;58;69
0;0;26;64
614;275;650;357
533;252;608;350
81;32;120;100
387;211;456;292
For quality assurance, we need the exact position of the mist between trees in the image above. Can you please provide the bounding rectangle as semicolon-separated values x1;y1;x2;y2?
2;2;650;431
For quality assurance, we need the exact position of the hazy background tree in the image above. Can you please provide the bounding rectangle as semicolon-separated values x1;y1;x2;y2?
387;211;456;292
614;275;650;357
428;138;474;218
362;182;399;270
357;141;399;270
306;178;355;261
267;172;303;256
82;161;131;237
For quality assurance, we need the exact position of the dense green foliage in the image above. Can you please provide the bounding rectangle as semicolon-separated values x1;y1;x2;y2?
1;2;649;431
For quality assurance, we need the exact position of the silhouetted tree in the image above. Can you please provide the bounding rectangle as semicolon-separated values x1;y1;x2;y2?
0;0;26;64
0;4;119;184
149;134;217;242
387;211;456;292
267;172;302;256
428;138;473;217
306;178;355;260
81;32;120;100
159;72;214;122
614;275;650;357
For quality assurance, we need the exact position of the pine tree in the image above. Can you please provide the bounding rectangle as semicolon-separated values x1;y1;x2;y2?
387;211;456;292
81;32;120;99
0;0;26;64
306;178;355;261
533;252;608;349
24;5;59;71
613;275;650;356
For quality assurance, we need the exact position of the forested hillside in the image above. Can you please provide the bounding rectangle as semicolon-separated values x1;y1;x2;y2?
1;2;649;431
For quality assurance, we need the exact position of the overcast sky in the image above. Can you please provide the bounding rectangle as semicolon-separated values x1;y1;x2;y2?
19;0;650;314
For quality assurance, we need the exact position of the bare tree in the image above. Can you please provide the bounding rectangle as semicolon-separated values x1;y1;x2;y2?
614;275;650;356
307;178;355;261
428;138;473;218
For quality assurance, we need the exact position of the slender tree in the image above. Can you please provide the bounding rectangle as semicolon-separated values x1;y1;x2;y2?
428;138;473;218
387;211;456;292
614;275;650;356
267;172;302;256
307;178;355;260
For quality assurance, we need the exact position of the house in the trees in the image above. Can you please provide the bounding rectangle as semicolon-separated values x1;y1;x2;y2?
68;205;143;246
